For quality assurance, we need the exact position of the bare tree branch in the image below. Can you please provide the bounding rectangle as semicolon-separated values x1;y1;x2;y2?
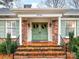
38;0;65;8
0;0;14;8
69;0;79;9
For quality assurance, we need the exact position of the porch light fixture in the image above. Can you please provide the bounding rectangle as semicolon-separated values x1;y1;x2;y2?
28;22;30;27
49;20;53;27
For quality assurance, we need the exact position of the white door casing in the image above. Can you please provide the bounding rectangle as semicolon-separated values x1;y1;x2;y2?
27;18;52;42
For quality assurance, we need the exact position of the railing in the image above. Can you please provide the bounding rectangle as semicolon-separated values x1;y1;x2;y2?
16;35;20;46
60;35;67;59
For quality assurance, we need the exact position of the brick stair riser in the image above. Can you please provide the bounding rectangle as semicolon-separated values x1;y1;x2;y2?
14;42;70;59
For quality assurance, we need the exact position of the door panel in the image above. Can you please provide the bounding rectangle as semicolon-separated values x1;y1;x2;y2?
32;23;48;41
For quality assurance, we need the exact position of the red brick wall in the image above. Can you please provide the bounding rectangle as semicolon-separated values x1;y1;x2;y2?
52;20;58;43
22;19;28;43
0;38;17;43
22;18;59;44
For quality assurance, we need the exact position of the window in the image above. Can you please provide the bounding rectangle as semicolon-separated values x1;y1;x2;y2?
0;20;19;38
66;21;76;36
6;21;19;38
61;20;76;37
0;21;6;38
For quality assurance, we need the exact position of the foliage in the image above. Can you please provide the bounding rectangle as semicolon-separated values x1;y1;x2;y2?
68;32;74;52
67;32;79;59
0;33;18;54
0;42;7;54
0;0;14;8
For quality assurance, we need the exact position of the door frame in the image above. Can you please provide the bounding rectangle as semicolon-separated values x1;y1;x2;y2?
27;18;52;42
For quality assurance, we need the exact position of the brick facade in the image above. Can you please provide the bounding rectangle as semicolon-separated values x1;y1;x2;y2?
52;20;58;43
22;18;58;44
22;19;28;43
0;38;17;43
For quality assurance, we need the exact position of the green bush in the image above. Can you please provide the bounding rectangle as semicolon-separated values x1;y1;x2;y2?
68;32;79;59
0;33;18;54
0;42;7;54
10;42;17;53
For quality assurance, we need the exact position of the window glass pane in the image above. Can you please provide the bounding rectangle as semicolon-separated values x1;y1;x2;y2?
0;21;6;38
66;21;75;36
61;20;66;37
12;21;16;28
7;21;11;28
11;21;19;37
61;20;76;37
16;21;19;37
7;28;11;34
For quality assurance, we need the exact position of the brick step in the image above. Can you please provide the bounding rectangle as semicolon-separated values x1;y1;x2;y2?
15;51;65;56
17;47;63;51
15;53;65;57
14;55;65;58
19;45;61;47
16;49;63;51
14;42;66;59
27;44;57;47
23;42;57;47
18;46;62;48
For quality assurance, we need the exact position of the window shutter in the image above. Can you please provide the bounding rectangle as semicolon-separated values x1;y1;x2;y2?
61;20;66;37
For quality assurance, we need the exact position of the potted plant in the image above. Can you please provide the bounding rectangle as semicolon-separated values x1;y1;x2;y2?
0;33;18;59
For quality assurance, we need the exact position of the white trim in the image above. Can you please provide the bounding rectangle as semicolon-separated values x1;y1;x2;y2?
6;21;7;38
48;20;52;41
74;21;76;37
27;21;32;42
18;14;62;17
19;17;22;45
30;22;32;41
64;14;79;16
58;17;61;45
61;18;79;20
0;14;16;16
0;18;19;20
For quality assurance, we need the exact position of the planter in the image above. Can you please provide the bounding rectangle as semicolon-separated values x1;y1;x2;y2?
67;52;75;59
0;54;13;59
0;54;3;59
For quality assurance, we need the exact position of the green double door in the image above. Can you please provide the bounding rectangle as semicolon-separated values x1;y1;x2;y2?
32;23;48;41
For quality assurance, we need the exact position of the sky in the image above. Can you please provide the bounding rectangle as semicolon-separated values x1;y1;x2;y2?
16;0;42;8
0;0;42;8
0;0;77;9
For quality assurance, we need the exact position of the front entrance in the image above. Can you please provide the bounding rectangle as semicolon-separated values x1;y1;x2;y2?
32;23;48;41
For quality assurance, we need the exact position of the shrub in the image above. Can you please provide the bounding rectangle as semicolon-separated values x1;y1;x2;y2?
0;33;18;55
68;32;79;59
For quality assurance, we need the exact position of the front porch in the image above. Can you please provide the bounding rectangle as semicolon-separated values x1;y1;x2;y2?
19;17;61;46
11;8;76;59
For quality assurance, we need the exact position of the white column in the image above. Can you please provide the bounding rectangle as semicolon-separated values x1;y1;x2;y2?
58;17;61;45
27;21;32;42
19;17;22;45
48;19;52;41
